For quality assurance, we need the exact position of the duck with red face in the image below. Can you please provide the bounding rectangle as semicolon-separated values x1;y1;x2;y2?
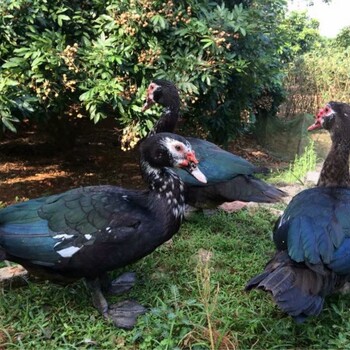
142;79;287;209
246;102;350;322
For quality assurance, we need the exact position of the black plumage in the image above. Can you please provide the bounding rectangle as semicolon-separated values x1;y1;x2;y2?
0;132;206;328
246;101;350;322
142;79;286;208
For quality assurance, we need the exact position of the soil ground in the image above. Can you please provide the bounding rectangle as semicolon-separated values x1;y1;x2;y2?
0;119;288;206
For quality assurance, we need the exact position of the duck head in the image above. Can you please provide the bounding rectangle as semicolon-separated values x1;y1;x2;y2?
142;80;180;112
141;132;207;183
308;101;350;142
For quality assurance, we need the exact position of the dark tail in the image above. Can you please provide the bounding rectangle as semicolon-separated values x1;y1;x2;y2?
245;251;340;322
185;175;287;208
229;176;287;203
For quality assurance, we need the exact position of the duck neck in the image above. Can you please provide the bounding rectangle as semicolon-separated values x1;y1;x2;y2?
140;161;186;222
318;141;350;187
149;103;180;136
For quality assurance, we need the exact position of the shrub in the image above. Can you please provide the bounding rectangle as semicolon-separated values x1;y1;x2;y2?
281;45;350;118
0;0;288;145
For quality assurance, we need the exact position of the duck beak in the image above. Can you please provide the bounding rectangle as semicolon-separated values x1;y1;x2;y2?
179;151;207;183
141;96;155;112
141;84;156;112
307;119;322;131
308;108;324;131
187;163;207;183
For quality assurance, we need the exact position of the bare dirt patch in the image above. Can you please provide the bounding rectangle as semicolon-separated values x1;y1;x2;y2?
0;121;287;206
0;120;145;205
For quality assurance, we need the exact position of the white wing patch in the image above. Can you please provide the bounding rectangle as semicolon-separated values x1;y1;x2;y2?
53;233;91;255
53;234;74;239
53;234;76;248
56;246;82;258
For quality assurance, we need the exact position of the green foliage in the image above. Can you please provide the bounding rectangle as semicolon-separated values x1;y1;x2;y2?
280;2;350;119
278;10;321;61
290;0;333;5
270;139;317;184
304;46;350;102
282;43;350;117
3;209;350;349
334;26;350;49
0;77;21;132
0;0;290;144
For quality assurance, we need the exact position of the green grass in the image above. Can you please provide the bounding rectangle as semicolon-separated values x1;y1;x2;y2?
2;209;350;349
270;140;317;185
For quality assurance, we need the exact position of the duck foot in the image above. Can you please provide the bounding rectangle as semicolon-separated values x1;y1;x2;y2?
86;276;146;329
108;272;137;295
108;300;147;329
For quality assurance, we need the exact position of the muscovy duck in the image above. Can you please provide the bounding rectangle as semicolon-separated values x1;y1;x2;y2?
246;101;350;322
0;132;206;329
142;79;286;208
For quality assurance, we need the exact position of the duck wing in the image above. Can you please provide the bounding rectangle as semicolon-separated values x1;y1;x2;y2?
0;185;152;268
274;187;350;270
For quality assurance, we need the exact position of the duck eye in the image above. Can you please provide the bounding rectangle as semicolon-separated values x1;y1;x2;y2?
175;144;183;152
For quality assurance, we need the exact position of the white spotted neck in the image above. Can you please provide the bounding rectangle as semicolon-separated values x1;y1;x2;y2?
140;160;186;220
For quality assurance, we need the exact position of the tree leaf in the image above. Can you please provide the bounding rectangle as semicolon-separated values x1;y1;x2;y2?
57;14;70;27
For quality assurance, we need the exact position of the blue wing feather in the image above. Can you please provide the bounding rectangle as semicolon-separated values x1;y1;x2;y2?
287;217;305;263
301;217;322;265
329;239;350;274
0;186;155;269
0;220;58;264
274;187;350;272
328;215;344;249
317;223;333;263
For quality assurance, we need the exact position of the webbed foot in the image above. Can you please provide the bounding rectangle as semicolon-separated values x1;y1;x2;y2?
85;276;147;329
108;300;147;329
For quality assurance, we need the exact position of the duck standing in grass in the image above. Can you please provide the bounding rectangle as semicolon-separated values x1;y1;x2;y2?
142;79;286;209
246;102;350;322
0;132;206;329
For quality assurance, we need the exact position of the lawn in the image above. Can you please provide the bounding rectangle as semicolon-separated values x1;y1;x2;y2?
1;208;350;349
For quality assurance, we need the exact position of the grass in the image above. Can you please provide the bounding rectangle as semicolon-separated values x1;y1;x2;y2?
2;208;350;349
270;140;317;185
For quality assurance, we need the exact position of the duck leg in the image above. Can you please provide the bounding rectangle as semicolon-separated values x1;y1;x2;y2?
85;276;147;329
100;272;137;295
85;277;108;317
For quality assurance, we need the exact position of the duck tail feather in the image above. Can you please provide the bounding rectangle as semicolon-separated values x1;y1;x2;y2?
245;251;337;321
